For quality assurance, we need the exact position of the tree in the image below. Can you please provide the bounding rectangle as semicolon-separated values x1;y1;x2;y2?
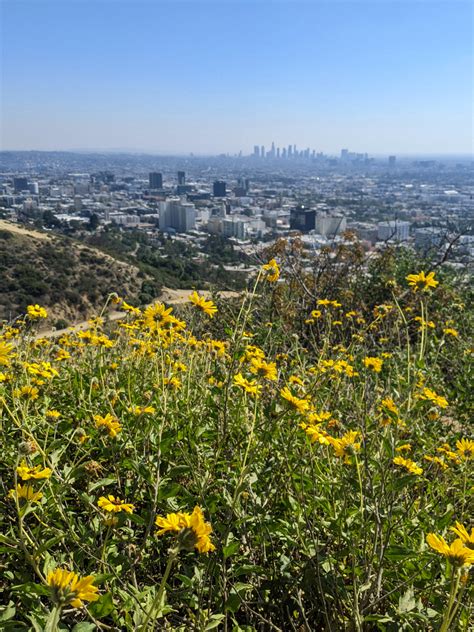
88;213;99;231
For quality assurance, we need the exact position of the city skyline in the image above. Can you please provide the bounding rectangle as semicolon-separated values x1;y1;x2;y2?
1;0;472;155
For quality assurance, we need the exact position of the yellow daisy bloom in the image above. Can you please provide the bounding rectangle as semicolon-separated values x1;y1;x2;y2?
47;568;99;608
261;259;280;282
8;483;43;503
426;534;474;566
189;291;218;318
406;271;439;292
97;495;135;514
17;460;52;481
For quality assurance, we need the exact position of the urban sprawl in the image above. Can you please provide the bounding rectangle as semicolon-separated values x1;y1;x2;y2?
1;148;473;265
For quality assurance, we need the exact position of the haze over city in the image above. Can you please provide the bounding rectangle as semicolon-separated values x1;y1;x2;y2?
1;0;472;156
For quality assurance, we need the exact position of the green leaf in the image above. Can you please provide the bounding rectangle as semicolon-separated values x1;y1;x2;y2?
88;477;116;492
72;624;97;632
398;586;416;613
385;545;417;561
223;540;240;560
204;614;226;630
89;592;114;618
0;602;15;621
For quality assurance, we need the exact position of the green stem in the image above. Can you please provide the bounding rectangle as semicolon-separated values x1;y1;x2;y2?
439;567;461;632
139;545;179;631
44;604;62;632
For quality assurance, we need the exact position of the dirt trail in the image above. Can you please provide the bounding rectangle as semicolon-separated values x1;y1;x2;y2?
36;288;240;339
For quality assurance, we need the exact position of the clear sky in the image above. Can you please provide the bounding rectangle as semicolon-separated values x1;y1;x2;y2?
1;0;472;155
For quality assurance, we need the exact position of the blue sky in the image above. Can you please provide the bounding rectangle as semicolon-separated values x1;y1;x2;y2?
1;0;472;155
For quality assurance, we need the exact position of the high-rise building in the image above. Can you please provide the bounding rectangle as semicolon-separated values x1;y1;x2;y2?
276;147;280;159
149;172;163;189
377;220;410;242
253;145;260;158
388;155;397;166
288;145;292;158
213;180;227;197
13;177;28;192
261;146;265;159
159;198;196;232
315;214;347;237
177;171;186;186
290;206;316;232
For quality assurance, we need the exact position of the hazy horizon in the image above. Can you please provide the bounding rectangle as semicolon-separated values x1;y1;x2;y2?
1;0;473;155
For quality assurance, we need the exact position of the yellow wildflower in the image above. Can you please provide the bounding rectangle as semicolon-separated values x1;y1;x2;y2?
189;291;218;318
450;522;474;548
94;413;122;438
301;422;331;445
249;357;277;381
456;438;474;459
13;385;39;400
233;373;262;396
261;259;280;282
8;483;43;503
423;455;448;470
363;356;383;373
406;271;439;292
47;568;99;608
280;386;310;413
381;397;398;415
0;340;14;366
328;430;361;461
418;387;448;409
127;405;156;415
393;456;423;475
443;328;459;338
155;506;215;553
144;302;174;330
396;444;412;452
17;460;51;480
426;534;474;566
97;495;135;514
163;376;182;390
27;304;48;319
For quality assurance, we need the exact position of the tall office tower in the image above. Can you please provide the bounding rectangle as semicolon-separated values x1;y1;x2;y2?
282;147;287;158
177;171;186;185
341;149;349;161
287;144;292;158
213;180;227;197
388;155;397;166
293;145;297;156
261;145;265;159
149;172;163;189
311;150;316;159
276;147;280;158
253;145;260;158
290;205;316;232
159;198;196;232
377;220;410;242
13;177;28;192
271;141;275;158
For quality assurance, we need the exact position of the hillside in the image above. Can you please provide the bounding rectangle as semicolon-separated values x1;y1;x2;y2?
0;220;161;326
0;244;472;631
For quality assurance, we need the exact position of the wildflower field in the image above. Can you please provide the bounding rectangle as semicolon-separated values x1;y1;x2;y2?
0;241;472;631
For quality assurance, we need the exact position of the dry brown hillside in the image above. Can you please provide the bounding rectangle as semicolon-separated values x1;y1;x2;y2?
0;221;159;325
